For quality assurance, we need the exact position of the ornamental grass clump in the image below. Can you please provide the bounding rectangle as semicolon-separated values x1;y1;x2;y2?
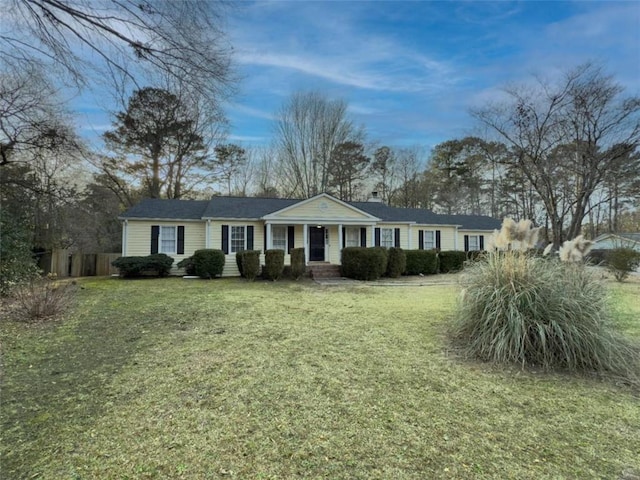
451;219;639;382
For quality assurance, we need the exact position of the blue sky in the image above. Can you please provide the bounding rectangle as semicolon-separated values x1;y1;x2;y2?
77;1;640;152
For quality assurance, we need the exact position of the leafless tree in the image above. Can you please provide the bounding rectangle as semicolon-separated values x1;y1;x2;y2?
0;64;80;166
391;147;424;208
473;63;640;245
2;0;235;103
274;91;363;198
370;146;397;203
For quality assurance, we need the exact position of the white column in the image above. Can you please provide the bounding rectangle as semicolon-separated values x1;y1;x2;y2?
205;219;211;248
266;222;272;250
454;226;459;250
303;223;309;264
407;224;412;249
370;224;375;247
338;224;343;251
122;220;128;256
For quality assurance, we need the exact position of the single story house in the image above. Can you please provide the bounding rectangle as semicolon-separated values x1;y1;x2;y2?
593;233;640;252
119;193;502;276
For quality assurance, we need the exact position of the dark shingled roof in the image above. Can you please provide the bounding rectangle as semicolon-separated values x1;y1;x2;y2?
437;213;502;230
120;196;502;230
202;196;299;218
120;199;209;220
353;202;501;230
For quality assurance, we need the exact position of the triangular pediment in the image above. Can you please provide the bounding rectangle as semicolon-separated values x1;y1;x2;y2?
263;193;380;222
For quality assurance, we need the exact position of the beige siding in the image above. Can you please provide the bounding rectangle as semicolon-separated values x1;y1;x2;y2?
209;220;265;276
369;224;407;249
409;226;458;251
327;225;340;264
458;230;491;251
275;196;371;220
125;220;206;274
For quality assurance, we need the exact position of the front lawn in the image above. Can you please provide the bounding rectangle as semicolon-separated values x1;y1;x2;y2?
1;278;639;479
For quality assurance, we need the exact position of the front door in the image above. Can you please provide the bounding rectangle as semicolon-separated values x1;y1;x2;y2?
309;226;325;261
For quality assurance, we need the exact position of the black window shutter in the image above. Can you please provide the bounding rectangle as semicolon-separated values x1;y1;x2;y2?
436;230;441;250
151;225;159;254
177;226;185;254
222;225;229;254
418;230;424;250
479;235;485;251
247;225;254;250
360;227;367;247
374;228;381;247
288;226;295;253
464;235;469;252
394;228;400;248
264;225;267;251
342;227;346;248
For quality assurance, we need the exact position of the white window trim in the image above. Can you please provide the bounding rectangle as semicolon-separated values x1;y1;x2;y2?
423;230;436;250
159;225;177;254
380;228;394;248
230;225;247;254
468;235;481;251
272;225;288;252
345;227;360;247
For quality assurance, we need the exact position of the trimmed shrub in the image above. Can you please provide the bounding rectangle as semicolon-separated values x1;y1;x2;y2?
112;254;174;277
405;250;438;275
235;250;246;277
386;247;406;278
606;248;640;282
439;251;466;273
341;247;387;281
290;248;306;280
451;250;640;381
176;256;196;275
372;246;389;275
146;254;174;277
264;249;285;281
241;250;260;281
192;249;225;278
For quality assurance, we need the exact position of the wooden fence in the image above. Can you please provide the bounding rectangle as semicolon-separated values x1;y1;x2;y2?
41;249;120;277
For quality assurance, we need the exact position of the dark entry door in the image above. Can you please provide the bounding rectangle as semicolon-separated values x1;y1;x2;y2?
309;227;325;261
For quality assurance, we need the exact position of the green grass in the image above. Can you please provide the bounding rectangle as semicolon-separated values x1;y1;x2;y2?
1;277;639;479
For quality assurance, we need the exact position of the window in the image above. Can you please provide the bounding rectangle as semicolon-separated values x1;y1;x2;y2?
468;235;480;251
345;228;360;247
423;230;435;249
380;228;394;248
231;226;246;253
272;226;287;251
159;226;176;254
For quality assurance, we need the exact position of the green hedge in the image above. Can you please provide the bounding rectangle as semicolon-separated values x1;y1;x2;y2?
386;247;406;278
241;250;260;281
290;248;306;280
439;251;467;273
192;249;225;278
235;250;247;277
176;256;196;275
264;249;285;281
112;253;174;278
605;247;640;282
405;250;438;275
341;247;387;281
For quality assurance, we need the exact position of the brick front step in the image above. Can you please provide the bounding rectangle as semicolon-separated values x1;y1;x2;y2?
309;264;342;279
